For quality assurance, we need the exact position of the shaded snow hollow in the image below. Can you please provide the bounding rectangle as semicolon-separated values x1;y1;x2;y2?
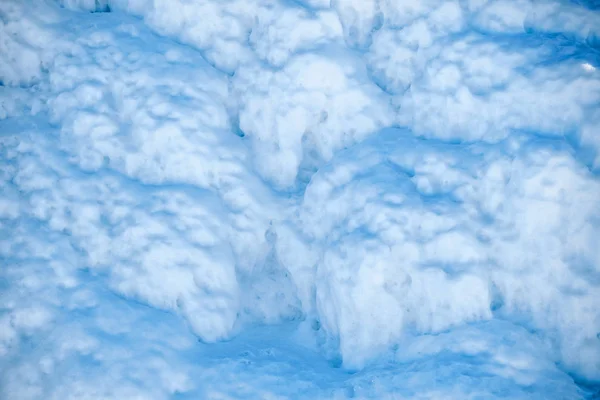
1;0;600;398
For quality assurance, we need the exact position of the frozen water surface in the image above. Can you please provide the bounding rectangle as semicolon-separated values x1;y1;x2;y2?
1;0;599;398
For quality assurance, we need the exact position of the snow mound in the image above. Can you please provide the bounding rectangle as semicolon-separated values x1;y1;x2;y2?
1;0;599;398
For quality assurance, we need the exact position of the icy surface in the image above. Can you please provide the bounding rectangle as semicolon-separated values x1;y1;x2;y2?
1;0;599;398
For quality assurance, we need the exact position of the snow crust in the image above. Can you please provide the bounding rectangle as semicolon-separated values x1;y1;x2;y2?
1;0;599;398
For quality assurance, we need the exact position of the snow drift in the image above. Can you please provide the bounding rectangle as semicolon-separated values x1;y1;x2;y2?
1;0;599;398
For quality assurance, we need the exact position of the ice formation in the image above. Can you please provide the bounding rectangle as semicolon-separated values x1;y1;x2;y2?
1;0;599;398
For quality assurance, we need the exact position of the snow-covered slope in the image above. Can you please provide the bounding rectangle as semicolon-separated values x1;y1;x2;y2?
1;0;599;398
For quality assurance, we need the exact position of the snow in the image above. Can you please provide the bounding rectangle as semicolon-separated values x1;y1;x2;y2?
1;0;599;398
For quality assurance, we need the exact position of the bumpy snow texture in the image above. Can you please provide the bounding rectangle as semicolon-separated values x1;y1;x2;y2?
1;0;600;398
